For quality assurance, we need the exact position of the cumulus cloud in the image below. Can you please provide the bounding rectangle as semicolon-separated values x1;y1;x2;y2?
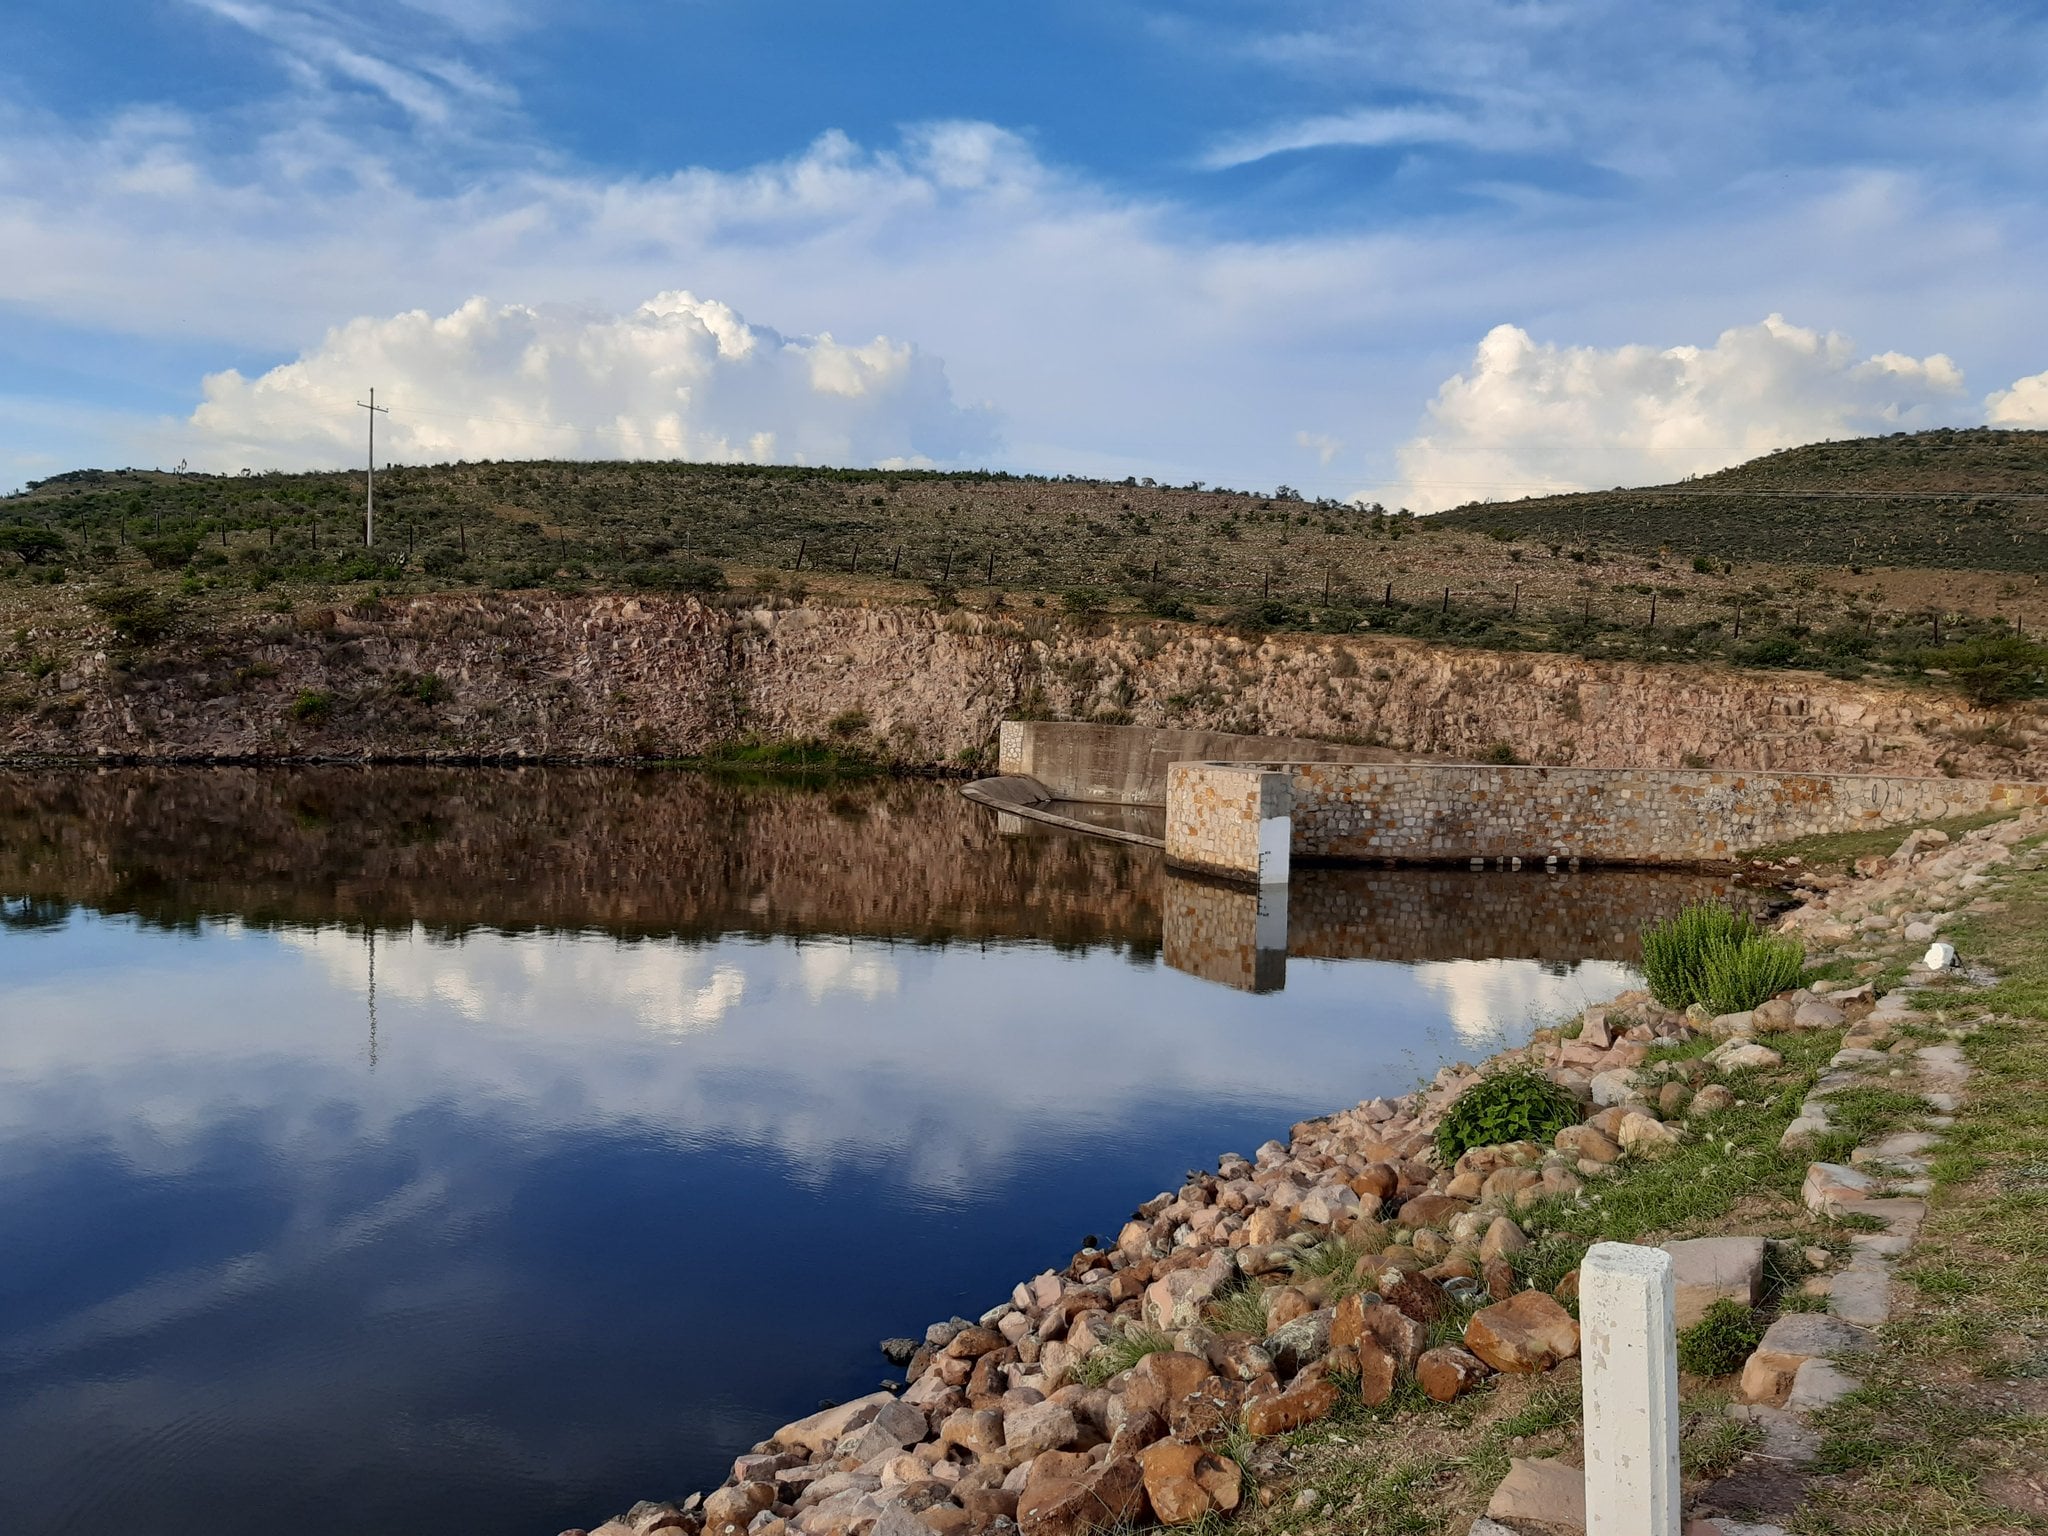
187;290;998;470
1385;314;1967;511
1985;369;2048;427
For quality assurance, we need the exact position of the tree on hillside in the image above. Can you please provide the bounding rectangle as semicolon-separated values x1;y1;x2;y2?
0;526;66;565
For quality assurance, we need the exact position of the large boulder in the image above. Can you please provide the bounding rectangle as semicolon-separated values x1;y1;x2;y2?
997;1400;1080;1467
775;1393;895;1455
1660;1237;1766;1330
1262;1308;1334;1376
1330;1295;1426;1372
1243;1378;1339;1437
1142;1253;1237;1331
1464;1292;1581;1374
1017;1455;1145;1536
1139;1440;1242;1526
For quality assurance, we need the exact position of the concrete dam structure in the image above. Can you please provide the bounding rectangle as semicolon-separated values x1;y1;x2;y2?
972;722;2048;886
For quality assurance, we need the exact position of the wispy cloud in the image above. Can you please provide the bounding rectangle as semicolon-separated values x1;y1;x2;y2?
185;0;519;127
1203;102;1562;170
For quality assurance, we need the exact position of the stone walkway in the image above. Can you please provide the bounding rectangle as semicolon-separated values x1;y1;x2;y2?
1481;959;1982;1536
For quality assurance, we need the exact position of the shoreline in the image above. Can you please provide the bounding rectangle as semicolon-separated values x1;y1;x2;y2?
566;806;2044;1536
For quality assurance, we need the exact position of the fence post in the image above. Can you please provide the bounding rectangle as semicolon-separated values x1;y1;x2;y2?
1581;1242;1680;1536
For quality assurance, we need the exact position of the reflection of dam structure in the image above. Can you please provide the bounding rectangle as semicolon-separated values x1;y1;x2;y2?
0;765;1751;999
1163;864;1764;994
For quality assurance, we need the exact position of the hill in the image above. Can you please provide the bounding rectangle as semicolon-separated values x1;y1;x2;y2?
1;432;2044;704
1431;427;2048;571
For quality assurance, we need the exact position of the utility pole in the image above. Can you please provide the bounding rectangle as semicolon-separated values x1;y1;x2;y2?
357;388;388;547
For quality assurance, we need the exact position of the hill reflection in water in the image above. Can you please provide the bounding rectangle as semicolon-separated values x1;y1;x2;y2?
0;768;1750;1536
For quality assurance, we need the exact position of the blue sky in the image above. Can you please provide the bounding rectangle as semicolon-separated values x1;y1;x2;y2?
4;0;2048;503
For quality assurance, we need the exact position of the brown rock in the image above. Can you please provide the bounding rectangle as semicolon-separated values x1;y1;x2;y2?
1464;1292;1581;1374
947;1327;1007;1360
1395;1193;1473;1229
1416;1346;1490;1402
1263;1286;1313;1328
1555;1124;1621;1163
1478;1216;1528;1264
1658;1081;1694;1118
1350;1163;1399;1202
1482;1257;1516;1301
1486;1457;1586;1529
960;1487;1019;1528
1206;1335;1274;1383
938;1408;1005;1459
1016;1455;1145;1536
999;1400;1080;1465
1107;1406;1167;1458
1126;1351;1213;1409
1167;1378;1241;1443
1377;1269;1448;1325
1140;1439;1243;1526
702;1484;775;1536
1333;1295;1426;1372
1353;1335;1399;1407
918;1507;971;1536
1243;1378;1339;1437
775;1393;894;1455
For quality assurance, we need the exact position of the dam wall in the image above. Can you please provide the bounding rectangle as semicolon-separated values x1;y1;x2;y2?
995;720;1393;806
1163;759;2048;882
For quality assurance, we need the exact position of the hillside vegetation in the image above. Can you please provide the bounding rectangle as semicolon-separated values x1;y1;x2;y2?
1432;428;2048;571
1;430;2044;703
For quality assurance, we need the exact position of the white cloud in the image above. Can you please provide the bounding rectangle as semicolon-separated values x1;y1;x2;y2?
1385;314;1967;511
1294;431;1342;466
1202;103;1560;169
1985;368;2048;427
4;92;2047;494
187;290;997;470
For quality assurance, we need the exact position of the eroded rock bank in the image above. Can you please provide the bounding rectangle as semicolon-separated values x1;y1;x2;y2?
2;593;2041;778
568;811;2040;1536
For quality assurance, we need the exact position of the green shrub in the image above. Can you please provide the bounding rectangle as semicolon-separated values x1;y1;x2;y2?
86;586;181;646
1641;903;1807;1013
1702;934;1807;1014
137;533;201;570
0;526;67;565
1921;634;2048;706
1640;904;1755;1009
1480;741;1522;765
1676;1299;1763;1376
290;689;335;722
1434;1066;1582;1164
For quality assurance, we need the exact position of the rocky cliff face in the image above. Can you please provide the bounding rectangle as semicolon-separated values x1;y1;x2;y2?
2;593;2040;779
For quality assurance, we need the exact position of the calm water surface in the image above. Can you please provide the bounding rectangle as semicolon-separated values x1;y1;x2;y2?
0;769;1748;1536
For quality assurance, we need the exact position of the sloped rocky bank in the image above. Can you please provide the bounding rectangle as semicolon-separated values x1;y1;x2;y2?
4;593;2041;779
567;810;2040;1536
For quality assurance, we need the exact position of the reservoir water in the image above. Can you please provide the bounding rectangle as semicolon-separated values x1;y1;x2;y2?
0;768;1747;1536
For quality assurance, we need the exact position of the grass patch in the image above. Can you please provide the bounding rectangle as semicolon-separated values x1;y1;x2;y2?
1676;1300;1764;1377
1073;1324;1175;1387
1742;808;2020;871
1207;1280;1274;1337
686;734;883;775
1287;1237;1374;1302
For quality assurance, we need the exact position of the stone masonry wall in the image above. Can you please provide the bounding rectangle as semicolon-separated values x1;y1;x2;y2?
1166;759;2048;879
1163;763;1293;882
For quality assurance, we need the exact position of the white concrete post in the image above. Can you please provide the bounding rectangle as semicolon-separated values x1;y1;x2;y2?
1581;1242;1681;1536
1255;771;1292;888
